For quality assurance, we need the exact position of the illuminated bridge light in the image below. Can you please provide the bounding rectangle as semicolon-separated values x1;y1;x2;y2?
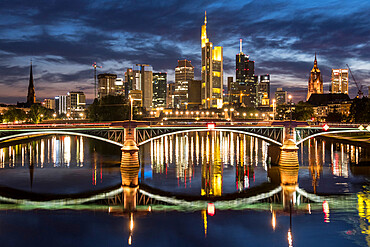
358;125;364;131
207;123;216;130
322;124;330;131
207;203;215;216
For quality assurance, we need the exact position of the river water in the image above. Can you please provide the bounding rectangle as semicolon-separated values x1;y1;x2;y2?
0;133;368;246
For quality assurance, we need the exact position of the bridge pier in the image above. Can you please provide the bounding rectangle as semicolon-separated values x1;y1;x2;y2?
278;139;299;211
120;139;140;212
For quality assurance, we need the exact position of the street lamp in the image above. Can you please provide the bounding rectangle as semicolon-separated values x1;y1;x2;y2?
53;113;57;120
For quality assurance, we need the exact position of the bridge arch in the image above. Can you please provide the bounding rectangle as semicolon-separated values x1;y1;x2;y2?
137;128;283;146
0;131;124;147
296;129;368;145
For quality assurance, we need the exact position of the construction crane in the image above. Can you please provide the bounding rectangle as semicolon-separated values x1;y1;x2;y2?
92;62;102;99
346;64;363;98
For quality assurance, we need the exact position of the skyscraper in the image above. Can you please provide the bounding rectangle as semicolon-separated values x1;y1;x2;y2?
124;68;134;99
201;12;223;109
307;54;323;100
236;39;254;85
26;61;36;106
236;39;258;108
174;60;194;108
128;64;153;109
331;69;348;94
152;72;167;108
98;73;117;99
258;75;270;106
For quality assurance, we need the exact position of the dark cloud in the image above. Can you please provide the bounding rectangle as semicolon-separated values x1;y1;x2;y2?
0;0;369;103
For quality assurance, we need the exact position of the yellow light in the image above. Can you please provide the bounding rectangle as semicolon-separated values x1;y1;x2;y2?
272;211;276;230
243;113;246;117
230;108;234;112
358;125;364;131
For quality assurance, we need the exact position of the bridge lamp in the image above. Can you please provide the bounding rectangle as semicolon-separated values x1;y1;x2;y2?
250;113;253;117
230;108;234;112
40;114;44;118
224;108;228;112
206;111;209;115
322;124;330;131
366;125;370;132
186;111;189;115
358;125;364;131
243;113;246;117
175;111;179;115
79;113;84;118
207;203;215;216
53;113;57;119
255;113;258;117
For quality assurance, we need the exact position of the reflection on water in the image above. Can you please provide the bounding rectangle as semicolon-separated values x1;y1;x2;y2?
140;131;270;195
0;135;121;194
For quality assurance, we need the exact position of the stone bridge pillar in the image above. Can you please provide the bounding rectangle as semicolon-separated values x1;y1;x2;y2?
279;139;299;211
120;139;140;212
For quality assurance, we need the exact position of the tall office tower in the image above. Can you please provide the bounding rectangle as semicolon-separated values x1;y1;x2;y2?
124;68;134;99
275;88;287;105
258;75;270;106
331;69;349;94
67;91;86;118
54;95;67;115
174;60;194;108
236;39;258;108
201;12;223;109
115;78;124;95
188;80;202;109
236;39;254;85
152;72;167;108
132;64;153;109
307;53;323;100
27;61;36;106
98;73;117;99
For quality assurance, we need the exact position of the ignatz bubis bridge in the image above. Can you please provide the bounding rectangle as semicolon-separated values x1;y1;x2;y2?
0;120;368;212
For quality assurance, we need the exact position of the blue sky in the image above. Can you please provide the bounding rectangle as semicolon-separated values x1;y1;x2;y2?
0;0;369;103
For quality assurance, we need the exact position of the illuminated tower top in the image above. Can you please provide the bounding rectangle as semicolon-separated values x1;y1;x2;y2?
307;53;323;100
201;11;209;48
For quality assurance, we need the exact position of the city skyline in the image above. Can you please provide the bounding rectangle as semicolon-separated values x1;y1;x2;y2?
0;0;369;104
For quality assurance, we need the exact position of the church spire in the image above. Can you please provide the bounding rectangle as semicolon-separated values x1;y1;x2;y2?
27;60;36;106
314;52;317;67
204;11;207;25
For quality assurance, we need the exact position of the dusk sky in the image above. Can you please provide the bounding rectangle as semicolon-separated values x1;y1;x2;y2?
0;0;369;104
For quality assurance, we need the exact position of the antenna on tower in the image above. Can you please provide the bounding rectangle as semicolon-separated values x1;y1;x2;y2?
240;39;243;53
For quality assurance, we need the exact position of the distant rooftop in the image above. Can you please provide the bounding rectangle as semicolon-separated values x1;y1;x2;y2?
307;93;351;106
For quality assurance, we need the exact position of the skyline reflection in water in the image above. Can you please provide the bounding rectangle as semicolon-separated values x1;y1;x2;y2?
140;131;271;196
0;135;122;194
140;132;369;197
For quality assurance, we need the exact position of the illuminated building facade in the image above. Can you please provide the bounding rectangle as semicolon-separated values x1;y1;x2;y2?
174;60;194;109
258;75;270;106
152;72;167;108
275;88;287;105
67;91;86;118
307;54;323;100
331;69;349;94
97;73;117;99
114;78;124;95
42;99;55;110
54;95;67;115
131;64;153;109
201;12;223;109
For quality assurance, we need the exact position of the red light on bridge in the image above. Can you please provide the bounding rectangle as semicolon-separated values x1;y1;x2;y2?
207;203;215;216
323;124;330;131
207;123;215;130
